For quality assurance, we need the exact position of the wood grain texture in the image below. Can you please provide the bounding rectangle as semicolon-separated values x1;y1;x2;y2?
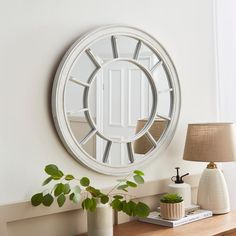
79;211;236;236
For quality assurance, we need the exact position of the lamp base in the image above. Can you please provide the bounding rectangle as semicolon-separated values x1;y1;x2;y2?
197;166;230;214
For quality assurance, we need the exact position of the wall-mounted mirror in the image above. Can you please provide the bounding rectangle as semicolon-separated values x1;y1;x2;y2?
52;25;181;175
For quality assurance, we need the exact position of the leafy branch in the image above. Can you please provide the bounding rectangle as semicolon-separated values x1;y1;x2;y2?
31;164;150;218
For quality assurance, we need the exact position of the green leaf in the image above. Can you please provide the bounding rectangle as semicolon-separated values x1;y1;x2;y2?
134;202;150;218
89;198;97;212
113;195;123;200
127;201;137;216
86;186;101;197
133;175;144;184
63;183;71;194
45;164;59;176
80;177;90;187
42;177;53;186
111;199;123;211
126;181;137;188
52;183;59;192
45;164;63;179
58;170;64;176
69;193;74;201
69;192;80;203
42;194;54;207
121;201;132;216
73;186;81;194
83;198;93;210
31;193;43;206
70;186;81;203
52;176;61;180
54;183;64;197
100;195;109;204
57;194;66;207
72;193;81;204
133;170;144;176
65;175;74;180
81;199;85;209
117;184;128;190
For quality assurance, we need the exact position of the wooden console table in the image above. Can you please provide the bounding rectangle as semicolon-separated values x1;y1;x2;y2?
79;211;236;236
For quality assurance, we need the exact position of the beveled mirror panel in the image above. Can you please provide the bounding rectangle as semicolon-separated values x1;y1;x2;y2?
52;25;181;175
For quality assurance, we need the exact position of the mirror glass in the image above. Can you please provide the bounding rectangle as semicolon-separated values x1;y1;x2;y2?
65;35;171;165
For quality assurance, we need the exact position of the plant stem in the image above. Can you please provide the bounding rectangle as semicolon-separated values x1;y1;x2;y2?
107;173;132;195
109;193;135;198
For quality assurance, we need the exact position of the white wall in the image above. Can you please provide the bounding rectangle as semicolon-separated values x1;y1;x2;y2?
0;0;217;205
215;0;236;209
216;0;236;120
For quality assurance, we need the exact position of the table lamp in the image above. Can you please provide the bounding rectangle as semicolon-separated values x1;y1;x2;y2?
183;123;236;214
134;119;167;154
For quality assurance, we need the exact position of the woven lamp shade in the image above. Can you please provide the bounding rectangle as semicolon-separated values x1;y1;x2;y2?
183;123;236;162
134;119;167;154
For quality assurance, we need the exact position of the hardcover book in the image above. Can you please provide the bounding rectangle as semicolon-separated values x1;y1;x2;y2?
139;209;213;227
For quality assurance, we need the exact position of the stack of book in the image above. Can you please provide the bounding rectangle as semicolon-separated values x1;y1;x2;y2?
139;208;213;228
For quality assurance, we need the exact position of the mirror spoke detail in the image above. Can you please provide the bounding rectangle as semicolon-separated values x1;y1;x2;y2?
127;142;134;163
111;36;119;58
156;113;171;121
133;40;142;60
80;129;97;145
103;141;112;163
145;132;157;148
67;108;88;115
150;60;163;73
157;88;173;94
86;48;102;68
69;76;90;87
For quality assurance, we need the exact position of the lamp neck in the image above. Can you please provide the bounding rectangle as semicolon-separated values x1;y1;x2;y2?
207;162;217;169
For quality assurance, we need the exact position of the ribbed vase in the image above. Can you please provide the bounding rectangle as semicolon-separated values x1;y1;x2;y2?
160;201;185;220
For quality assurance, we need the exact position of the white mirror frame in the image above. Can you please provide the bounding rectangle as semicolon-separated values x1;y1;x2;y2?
52;25;181;176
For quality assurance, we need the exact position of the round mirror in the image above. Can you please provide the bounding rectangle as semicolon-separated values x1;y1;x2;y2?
52;25;181;175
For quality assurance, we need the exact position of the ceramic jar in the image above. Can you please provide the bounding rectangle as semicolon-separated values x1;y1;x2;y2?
160;201;185;220
87;203;113;236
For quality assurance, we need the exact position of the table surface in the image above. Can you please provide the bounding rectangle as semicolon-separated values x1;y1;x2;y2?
79;211;236;236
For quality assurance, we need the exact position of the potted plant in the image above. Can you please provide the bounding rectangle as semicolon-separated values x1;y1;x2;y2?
31;164;150;236
160;193;185;220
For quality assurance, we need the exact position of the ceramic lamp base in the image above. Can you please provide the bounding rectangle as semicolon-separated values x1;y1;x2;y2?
197;167;230;214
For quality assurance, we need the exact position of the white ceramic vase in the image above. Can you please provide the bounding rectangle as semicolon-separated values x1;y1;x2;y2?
160;201;185;220
87;203;113;236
